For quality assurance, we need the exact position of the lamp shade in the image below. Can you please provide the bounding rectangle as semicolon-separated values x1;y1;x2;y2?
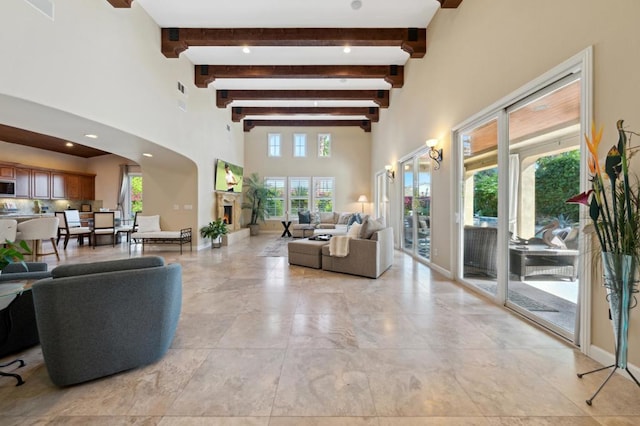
357;195;368;203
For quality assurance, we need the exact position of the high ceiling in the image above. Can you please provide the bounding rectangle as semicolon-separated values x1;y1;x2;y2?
112;0;462;132
1;0;462;158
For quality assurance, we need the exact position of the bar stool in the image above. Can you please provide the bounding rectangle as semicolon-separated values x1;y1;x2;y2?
15;217;60;260
0;219;17;245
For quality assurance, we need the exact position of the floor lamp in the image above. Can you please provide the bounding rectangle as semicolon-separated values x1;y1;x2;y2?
357;195;368;214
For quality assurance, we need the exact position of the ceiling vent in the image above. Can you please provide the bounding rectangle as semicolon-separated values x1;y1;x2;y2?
23;0;54;20
177;81;186;95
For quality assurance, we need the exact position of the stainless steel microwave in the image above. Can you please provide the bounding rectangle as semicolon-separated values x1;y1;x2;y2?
0;180;16;197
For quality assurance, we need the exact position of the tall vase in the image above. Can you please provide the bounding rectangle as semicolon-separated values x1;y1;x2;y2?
601;252;637;369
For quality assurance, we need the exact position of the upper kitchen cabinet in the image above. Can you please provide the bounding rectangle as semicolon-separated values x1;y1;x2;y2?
32;170;51;199
15;167;31;198
79;175;95;200
0;162;96;200
51;172;66;199
66;174;95;200
0;166;15;179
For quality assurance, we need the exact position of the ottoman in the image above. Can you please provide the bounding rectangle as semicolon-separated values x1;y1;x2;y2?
288;238;329;269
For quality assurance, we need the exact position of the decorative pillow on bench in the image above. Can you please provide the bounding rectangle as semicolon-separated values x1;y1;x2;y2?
136;215;161;232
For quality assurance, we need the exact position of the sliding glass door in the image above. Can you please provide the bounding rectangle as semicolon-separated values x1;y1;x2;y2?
505;76;581;339
460;117;499;296
456;54;589;344
402;150;432;262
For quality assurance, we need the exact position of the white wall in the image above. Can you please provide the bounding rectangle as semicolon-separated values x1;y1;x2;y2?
0;0;244;243
373;0;640;366
244;126;372;229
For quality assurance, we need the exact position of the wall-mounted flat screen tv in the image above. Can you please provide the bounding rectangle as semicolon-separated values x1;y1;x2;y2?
215;159;244;193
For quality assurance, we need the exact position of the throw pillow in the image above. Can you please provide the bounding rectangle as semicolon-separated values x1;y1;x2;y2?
298;210;311;224
136;215;161;233
360;217;385;239
338;212;353;225
319;212;335;224
347;214;359;227
347;222;362;238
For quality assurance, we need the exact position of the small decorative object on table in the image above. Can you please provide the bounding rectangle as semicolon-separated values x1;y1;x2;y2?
309;234;331;241
567;120;640;405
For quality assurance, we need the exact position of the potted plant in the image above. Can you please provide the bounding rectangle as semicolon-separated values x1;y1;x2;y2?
567;120;640;404
0;240;31;273
241;173;272;236
199;218;228;249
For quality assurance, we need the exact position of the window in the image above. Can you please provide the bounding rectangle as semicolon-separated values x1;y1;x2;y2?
313;177;334;212
128;174;143;219
293;133;307;157
264;177;286;218
318;133;331;158
268;133;281;157
289;177;310;216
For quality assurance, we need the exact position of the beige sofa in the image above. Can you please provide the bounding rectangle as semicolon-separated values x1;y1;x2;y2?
321;227;394;278
291;211;357;238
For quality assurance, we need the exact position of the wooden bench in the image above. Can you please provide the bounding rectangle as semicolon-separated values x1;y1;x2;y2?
129;228;192;254
128;214;192;254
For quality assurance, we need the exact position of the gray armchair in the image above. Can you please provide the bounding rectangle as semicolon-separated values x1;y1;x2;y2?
31;256;182;387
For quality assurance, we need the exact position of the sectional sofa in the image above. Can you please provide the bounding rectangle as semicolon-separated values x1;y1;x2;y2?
290;211;361;238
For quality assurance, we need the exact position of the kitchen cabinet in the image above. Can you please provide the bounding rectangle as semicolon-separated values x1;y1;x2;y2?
0;162;95;200
80;175;95;200
15;167;31;198
0;166;15;179
65;174;80;199
51;173;66;199
64;174;94;200
32;170;51;199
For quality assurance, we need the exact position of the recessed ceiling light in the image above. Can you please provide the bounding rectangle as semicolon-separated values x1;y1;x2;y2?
242;46;251;54
65;142;74;147
313;101;319;107
142;153;153;158
343;46;351;54
351;0;362;10
84;134;98;139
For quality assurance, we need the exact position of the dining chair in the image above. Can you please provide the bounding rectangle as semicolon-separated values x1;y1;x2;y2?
92;211;115;248
56;211;92;249
15;217;60;260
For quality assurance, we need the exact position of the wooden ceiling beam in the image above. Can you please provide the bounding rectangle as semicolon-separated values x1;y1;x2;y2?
162;28;426;59
231;106;379;122
106;0;133;7
243;119;371;132
438;0;463;8
195;65;403;88
217;89;389;108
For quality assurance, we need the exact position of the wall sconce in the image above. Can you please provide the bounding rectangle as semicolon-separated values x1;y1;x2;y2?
426;139;443;170
357;195;368;213
385;165;395;182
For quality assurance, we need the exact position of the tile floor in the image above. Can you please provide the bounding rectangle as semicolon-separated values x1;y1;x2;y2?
1;232;640;425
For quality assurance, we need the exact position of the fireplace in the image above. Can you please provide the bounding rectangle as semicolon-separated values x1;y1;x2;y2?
215;192;242;232
223;205;233;225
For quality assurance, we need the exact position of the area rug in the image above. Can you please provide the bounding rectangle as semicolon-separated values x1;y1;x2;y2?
475;283;559;312
258;237;291;257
